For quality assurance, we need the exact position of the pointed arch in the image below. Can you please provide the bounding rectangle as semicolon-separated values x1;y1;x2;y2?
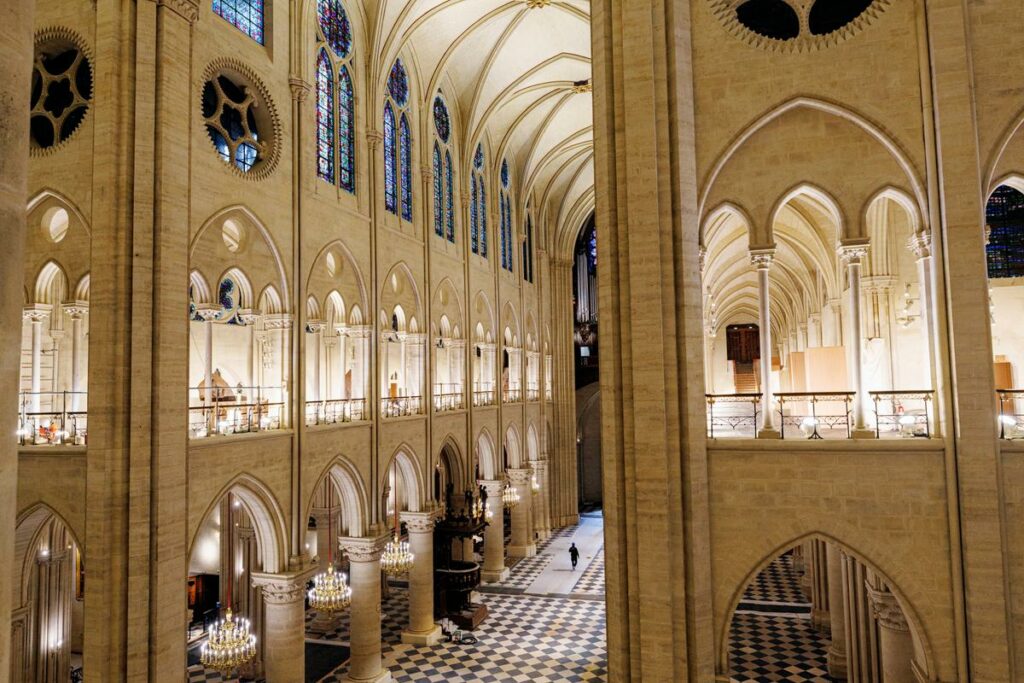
33;260;68;305
382;444;427;514
307;455;371;538
384;102;398;213
476;428;498;480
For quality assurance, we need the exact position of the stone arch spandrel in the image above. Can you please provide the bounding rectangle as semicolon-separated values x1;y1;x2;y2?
708;442;958;682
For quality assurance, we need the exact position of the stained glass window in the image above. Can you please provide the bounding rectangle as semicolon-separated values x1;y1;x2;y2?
433;96;451;143
318;0;352;58
480;180;488;257
471;176;479;253
388;59;409;107
433;144;443;237
383;103;397;214
523;215;534;282
987;185;1024;279
400;113;412;221
315;50;335;185
213;0;265;44
500;194;508;269
472;143;487;256
501;159;509;188
445;151;455;242
474;144;484;169
338;66;355;193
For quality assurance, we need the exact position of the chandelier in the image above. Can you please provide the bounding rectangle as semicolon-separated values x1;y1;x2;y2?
381;534;414;576
503;481;521;510
470;492;494;522
201;492;256;673
308;564;352;612
308;491;352;612
200;609;257;673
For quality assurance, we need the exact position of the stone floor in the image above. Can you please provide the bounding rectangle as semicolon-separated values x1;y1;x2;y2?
729;553;835;683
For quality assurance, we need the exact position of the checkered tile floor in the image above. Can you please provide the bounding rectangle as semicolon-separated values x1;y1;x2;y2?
730;551;833;682
482;553;551;594
573;549;605;595
320;592;607;683
306;587;410;644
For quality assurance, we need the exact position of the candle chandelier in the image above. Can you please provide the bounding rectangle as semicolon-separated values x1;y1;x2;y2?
471;491;494;522
381;459;415;577
502;480;521;510
201;493;257;674
308;489;352;613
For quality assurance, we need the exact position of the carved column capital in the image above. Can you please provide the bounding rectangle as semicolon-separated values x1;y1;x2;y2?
866;585;909;632
264;314;294;330
251;570;314;605
62;301;89;319
908;231;932;260
23;304;52;323
749;247;775;270
838;240;870;265
339;534;390;562
194;304;221;322
237;308;261;326
289;77;312;102
506;467;533;485
400;510;440;533
366;130;383;150
478;479;504;497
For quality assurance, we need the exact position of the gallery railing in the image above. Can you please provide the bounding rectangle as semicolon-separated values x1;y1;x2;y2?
998;389;1024;439
434;384;464;412
526;386;540;402
17;391;88;446
776;391;855;439
381;395;423;418
503;387;522;403
871;390;933;439
188;385;284;439
306;398;367;425
705;393;760;438
473;389;495;407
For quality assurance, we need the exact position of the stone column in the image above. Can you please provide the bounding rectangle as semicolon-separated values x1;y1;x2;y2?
308;320;325;405
24;306;51;414
533;459;551;539
809;539;830;631
479;479;509;582
842;553;882;682
35;544;72;683
63;304;88;412
238;309;260;391
909;232;934;390
867;585;915;683
826;544;848;679
400;511;442;645
839;242;875;438
507;468;536;557
251;571;313;683
336;325;349;399
750;249;779;438
339;536;393;682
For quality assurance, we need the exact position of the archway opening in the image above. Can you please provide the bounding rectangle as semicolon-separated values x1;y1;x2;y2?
987;183;1024;437
573;213;602;509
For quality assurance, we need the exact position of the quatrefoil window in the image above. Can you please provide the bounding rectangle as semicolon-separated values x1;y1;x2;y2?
30;34;92;150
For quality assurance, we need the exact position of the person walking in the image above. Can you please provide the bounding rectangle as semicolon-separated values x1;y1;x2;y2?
569;542;580;570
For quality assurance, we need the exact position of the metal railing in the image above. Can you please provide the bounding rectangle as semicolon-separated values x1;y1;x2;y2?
871;390;933;438
188;386;284;438
433;384;465;412
998;389;1024;439
503;387;522;403
381;395;423;418
17;391;88;446
705;393;760;439
526;387;540;402
776;392;855;439
473;389;495;407
306;398;367;425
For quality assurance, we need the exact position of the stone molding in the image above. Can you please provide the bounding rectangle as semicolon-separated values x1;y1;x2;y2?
506;468;532;485
62;301;89;318
838;241;870;264
909;231;932;260
251;569;316;605
157;0;200;24
749;248;775;270
23;304;52;322
289;77;311;102
478;479;504;496
237;308;261;326
264;314;294;330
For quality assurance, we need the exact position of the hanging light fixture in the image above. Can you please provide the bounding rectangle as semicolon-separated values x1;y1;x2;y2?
308;489;352;613
381;459;415;577
502;480;521;510
531;474;540;495
201;493;257;674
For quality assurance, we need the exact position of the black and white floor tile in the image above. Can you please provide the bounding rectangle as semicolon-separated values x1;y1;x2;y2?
481;553;551;594
572;548;605;595
730;551;833;682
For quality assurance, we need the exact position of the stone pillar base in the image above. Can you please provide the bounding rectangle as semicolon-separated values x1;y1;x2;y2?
851;428;876;440
757;428;782;439
481;567;510;583
343;670;393;683
401;624;443;646
507;543;537;558
827;643;848;679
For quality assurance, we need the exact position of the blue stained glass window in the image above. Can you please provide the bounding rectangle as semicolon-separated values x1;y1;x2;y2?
501;159;509;188
338;66;355;193
471;177;479;253
383;103;397;214
480;181;488;257
523;215;534;282
499;195;507;268
388;59;409;107
445;151;455;242
213;0;265;44
315;51;335;185
474;143;484;169
433;144;443;236
318;0;352;58
987;185;1024;279
433;95;450;143
505;196;513;272
400;113;412;221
